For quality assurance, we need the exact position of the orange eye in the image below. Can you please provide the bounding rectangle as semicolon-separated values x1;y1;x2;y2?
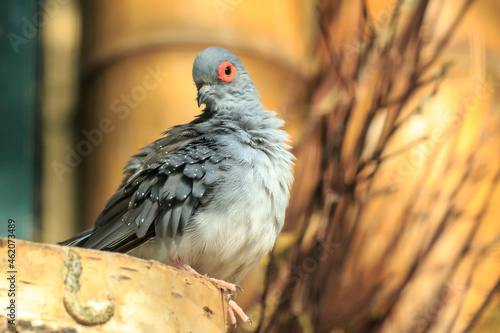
218;61;236;83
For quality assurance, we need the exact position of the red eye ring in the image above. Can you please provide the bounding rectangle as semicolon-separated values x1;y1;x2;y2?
218;61;236;83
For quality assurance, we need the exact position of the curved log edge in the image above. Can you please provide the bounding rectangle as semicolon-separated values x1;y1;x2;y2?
0;238;227;333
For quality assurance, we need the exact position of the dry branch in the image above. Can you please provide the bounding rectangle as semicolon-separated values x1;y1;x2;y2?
254;1;500;333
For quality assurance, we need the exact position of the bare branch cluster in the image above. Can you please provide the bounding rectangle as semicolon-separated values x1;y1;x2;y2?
254;1;500;332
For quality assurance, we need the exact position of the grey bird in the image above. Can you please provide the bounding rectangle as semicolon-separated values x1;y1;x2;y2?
60;46;294;325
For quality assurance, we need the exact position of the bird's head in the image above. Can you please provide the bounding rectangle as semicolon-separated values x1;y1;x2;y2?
192;47;261;112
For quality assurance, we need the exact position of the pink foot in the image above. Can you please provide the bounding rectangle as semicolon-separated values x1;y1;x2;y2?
170;257;251;326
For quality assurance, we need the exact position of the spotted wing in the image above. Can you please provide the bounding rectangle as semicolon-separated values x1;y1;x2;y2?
78;137;225;252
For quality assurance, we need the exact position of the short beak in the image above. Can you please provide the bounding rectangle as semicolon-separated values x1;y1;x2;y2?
197;85;211;107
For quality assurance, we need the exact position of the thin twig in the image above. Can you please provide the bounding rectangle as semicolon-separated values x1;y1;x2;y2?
419;0;477;74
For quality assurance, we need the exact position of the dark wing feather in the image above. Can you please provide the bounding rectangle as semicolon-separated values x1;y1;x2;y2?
73;136;224;252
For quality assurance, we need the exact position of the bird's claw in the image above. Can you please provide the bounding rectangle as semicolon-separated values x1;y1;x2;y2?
228;300;251;326
168;257;251;326
208;277;241;292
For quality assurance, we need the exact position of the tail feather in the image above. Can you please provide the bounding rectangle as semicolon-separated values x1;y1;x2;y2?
59;228;94;247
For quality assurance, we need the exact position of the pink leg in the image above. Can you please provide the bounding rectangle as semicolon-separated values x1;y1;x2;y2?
169;257;251;326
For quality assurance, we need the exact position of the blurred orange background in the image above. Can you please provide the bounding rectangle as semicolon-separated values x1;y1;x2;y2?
37;0;500;332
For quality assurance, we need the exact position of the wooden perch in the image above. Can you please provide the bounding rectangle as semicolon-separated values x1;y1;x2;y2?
0;238;227;332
